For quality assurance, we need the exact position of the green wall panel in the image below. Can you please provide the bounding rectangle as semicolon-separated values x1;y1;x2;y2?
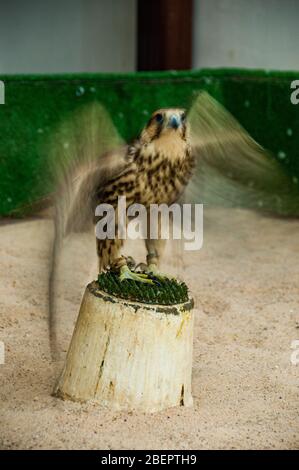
0;69;298;215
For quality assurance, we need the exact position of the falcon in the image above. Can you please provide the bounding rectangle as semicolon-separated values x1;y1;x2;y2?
46;91;299;354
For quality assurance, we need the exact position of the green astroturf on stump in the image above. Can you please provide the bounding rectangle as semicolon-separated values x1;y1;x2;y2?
0;68;299;215
98;270;189;305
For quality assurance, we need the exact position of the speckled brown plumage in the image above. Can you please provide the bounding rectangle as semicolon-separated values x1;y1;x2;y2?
96;108;195;270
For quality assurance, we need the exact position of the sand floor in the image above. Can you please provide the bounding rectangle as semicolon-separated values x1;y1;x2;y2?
0;208;298;450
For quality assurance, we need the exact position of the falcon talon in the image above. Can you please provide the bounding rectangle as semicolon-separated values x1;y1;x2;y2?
134;262;148;273
126;256;137;270
119;265;154;284
146;263;175;281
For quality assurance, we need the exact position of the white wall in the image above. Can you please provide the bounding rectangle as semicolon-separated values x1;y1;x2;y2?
0;0;298;74
193;0;299;70
0;0;136;74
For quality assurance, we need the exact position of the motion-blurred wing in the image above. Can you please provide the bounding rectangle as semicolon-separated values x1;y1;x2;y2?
47;102;129;359
47;102;129;236
186;91;299;216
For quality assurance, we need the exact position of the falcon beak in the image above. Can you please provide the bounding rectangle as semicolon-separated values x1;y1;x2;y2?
168;114;180;129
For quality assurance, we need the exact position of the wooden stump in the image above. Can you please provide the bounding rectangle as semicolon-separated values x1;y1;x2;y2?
54;281;194;413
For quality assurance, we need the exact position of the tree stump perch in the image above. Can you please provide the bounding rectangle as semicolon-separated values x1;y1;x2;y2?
54;280;194;413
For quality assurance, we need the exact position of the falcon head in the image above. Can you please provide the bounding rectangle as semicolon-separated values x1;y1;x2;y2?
141;108;188;144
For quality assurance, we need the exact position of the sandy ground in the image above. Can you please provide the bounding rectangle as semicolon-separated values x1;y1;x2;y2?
0;207;299;450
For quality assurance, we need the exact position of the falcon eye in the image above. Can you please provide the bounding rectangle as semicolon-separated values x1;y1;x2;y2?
181;112;186;122
155;113;164;124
